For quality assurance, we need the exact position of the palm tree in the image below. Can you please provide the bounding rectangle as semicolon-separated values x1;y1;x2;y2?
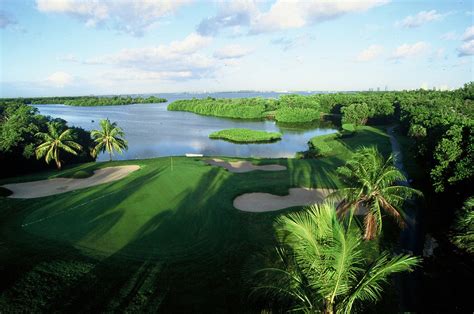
91;119;128;161
331;147;422;240
35;122;82;170
451;197;474;254
253;202;420;313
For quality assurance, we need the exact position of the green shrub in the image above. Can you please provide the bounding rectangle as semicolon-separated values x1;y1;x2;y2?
341;103;370;126
0;187;13;197
62;169;94;179
275;107;320;123
209;128;282;143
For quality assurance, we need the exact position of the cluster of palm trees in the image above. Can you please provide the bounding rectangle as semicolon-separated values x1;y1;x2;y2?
35;119;127;169
255;147;422;313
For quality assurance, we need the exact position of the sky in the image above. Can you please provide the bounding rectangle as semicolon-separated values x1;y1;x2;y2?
0;0;473;97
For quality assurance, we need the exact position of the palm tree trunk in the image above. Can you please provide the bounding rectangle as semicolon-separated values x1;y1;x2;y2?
56;160;62;170
324;299;334;314
109;152;112;161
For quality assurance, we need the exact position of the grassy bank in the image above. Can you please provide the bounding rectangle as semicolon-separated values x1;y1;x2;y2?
209;128;282;143
0;126;392;312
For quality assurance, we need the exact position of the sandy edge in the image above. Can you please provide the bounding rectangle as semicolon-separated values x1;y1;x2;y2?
233;187;334;212
205;158;286;173
2;165;140;199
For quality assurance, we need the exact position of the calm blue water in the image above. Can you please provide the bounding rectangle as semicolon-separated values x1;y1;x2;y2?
35;92;337;161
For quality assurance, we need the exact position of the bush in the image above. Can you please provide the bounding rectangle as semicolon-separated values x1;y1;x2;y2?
209;128;282;143
62;169;94;179
0;187;13;197
275;107;320;123
341;103;370;126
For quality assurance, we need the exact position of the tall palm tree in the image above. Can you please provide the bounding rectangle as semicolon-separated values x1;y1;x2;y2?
253;202;419;313
331;147;422;240
91;119;128;161
35;122;82;170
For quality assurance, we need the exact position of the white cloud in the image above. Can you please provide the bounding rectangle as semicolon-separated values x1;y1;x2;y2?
81;33;217;80
36;0;192;36
396;10;446;28
356;44;384;61
197;0;258;36
197;0;388;35
458;40;474;57
46;71;74;87
252;0;388;34
213;44;253;59
390;42;430;60
461;26;474;41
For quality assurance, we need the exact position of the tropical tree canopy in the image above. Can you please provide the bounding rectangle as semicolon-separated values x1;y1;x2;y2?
253;202;420;313
91;119;128;161
35;122;82;170
332;146;422;240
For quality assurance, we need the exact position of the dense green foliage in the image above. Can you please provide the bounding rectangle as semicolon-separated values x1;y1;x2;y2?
341;103;370;127
451;197;474;253
332;147;422;240
0;103;95;177
274;107;320;123
91;119;128;161
35;122;83;170
167;92;396;124
0;96;167;106
398;82;474;193
209;128;282;143
253;202;419;313
168;97;270;119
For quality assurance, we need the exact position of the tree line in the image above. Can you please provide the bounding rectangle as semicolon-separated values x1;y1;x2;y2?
0;95;167;106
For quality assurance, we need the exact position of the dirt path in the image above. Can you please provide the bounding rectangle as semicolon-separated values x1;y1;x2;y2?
2;165;140;199
205;158;286;173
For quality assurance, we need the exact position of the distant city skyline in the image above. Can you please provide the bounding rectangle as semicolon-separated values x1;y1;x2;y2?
1;0;473;97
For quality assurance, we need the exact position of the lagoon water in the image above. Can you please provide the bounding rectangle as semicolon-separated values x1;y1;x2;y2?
35;92;337;161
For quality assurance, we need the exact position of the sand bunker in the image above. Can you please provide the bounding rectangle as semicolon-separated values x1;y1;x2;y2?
2;165;140;199
205;158;286;173
233;187;334;212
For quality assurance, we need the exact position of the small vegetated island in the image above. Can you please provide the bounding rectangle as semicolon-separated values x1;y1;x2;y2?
209;128;282;143
1;95;167;106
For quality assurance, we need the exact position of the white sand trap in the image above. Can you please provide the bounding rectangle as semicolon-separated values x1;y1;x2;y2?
205;158;286;173
233;187;334;212
2;165;140;199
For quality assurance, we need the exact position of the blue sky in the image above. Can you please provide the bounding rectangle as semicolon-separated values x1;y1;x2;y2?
0;0;473;97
